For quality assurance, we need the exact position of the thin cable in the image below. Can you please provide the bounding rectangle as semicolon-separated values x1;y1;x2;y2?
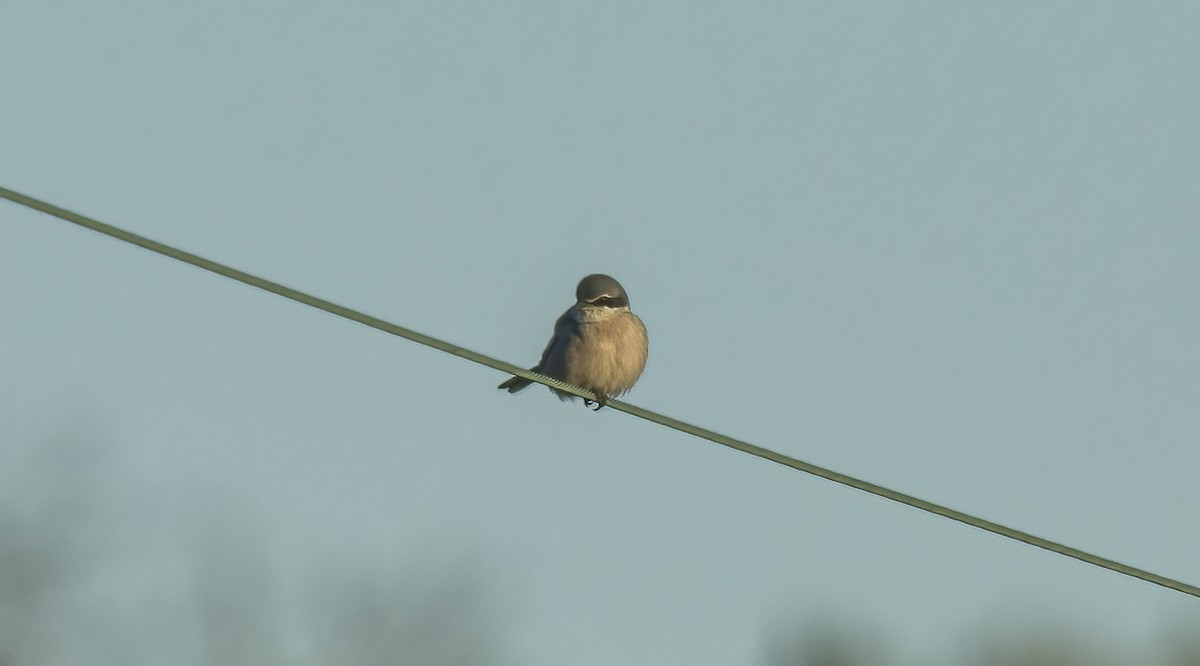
3;185;1197;600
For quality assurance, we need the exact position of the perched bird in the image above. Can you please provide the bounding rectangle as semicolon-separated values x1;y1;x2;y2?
499;274;649;409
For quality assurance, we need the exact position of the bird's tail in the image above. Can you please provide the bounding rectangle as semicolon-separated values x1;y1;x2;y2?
498;375;533;393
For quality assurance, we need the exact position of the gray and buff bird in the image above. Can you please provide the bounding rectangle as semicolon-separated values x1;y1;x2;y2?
498;274;648;409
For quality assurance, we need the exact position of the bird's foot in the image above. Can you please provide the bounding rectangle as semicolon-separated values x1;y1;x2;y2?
584;396;607;411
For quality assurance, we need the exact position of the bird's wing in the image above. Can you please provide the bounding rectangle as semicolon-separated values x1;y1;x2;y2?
498;307;580;392
533;307;580;371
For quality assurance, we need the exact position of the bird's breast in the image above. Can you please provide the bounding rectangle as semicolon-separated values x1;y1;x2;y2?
563;312;648;397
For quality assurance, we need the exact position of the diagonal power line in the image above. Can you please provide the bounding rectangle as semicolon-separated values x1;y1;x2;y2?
3;185;1197;600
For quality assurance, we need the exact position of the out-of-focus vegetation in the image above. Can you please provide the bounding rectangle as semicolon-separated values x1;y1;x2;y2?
0;436;510;666
762;613;1200;666
2;435;1195;665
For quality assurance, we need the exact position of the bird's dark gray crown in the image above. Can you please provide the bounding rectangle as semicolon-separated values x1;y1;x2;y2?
576;273;629;308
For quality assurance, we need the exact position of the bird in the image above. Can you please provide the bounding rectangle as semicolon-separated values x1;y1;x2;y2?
498;274;649;409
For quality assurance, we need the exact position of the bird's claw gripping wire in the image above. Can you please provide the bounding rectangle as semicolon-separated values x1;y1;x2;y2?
584;395;607;411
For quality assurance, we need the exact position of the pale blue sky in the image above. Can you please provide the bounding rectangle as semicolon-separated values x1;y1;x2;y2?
2;2;1198;663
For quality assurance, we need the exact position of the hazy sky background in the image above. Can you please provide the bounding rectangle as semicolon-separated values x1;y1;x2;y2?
3;2;1198;664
